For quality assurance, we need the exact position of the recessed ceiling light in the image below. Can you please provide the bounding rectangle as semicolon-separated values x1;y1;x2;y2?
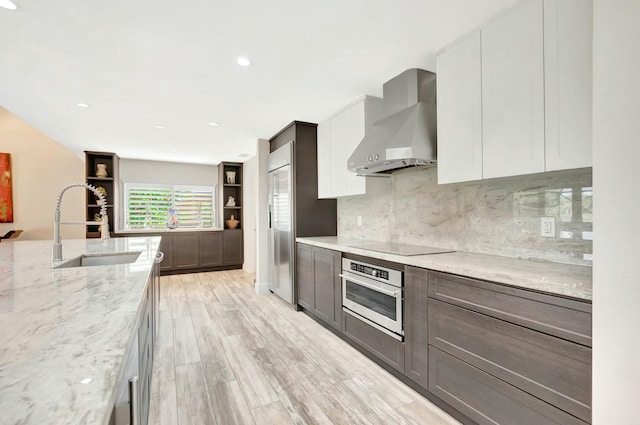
0;0;17;10
208;122;220;126
238;153;250;158
236;57;251;67
152;125;164;129
76;103;89;108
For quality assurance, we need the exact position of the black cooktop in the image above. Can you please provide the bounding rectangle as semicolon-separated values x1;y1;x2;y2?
347;241;454;256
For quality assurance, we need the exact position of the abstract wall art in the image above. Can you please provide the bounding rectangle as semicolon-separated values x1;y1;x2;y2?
0;153;13;223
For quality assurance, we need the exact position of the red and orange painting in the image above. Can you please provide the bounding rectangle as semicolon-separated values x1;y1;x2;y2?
0;153;13;223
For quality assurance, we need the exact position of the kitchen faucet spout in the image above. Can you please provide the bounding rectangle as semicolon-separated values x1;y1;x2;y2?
53;183;109;262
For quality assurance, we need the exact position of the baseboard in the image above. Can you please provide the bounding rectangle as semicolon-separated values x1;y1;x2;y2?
255;281;270;294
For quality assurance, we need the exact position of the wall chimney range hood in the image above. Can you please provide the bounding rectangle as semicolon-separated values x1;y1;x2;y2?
348;68;437;176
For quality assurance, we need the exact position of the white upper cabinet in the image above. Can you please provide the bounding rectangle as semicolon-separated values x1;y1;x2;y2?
436;0;593;184
481;0;545;179
437;31;483;184
317;96;382;198
543;0;593;171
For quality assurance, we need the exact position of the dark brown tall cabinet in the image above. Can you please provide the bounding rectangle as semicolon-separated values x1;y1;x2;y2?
84;151;119;238
269;121;337;237
218;162;243;268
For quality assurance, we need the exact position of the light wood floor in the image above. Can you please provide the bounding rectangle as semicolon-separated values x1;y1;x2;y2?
148;270;461;425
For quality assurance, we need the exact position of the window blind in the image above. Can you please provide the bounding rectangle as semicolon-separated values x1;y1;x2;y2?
124;183;215;229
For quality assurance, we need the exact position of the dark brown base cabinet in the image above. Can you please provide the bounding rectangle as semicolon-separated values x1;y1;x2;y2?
427;271;592;425
222;229;243;266
121;231;239;274
429;347;586;425
296;244;341;330
342;310;405;373
404;266;429;388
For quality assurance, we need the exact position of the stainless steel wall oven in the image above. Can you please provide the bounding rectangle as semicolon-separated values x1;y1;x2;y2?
340;258;404;341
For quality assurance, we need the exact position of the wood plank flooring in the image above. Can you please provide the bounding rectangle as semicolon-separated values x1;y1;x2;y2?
147;270;461;425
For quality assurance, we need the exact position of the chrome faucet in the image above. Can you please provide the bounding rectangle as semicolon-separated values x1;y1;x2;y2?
53;183;110;262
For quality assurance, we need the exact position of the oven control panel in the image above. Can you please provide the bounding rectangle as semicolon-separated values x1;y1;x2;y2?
342;258;403;287
350;262;389;280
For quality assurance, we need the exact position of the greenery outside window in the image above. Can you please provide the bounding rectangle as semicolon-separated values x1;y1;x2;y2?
124;183;216;229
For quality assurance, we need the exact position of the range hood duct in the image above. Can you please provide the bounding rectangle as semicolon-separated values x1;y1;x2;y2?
348;68;437;176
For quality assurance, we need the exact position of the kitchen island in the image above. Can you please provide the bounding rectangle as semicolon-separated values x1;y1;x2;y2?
0;236;161;425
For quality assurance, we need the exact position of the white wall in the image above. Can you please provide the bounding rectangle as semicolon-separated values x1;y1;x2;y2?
0;106;85;240
119;158;218;186
255;139;270;294
592;1;640;423
243;153;258;274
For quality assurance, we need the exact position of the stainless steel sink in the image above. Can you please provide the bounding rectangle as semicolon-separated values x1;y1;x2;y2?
53;251;142;268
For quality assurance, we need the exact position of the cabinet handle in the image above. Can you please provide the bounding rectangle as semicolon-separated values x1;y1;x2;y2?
129;376;139;425
338;273;399;297
155;251;164;264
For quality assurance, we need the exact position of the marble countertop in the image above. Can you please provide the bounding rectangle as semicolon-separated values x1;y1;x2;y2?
297;237;592;301
0;236;161;425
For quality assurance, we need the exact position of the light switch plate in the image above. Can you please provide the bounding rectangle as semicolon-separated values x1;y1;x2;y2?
541;217;556;238
357;215;363;226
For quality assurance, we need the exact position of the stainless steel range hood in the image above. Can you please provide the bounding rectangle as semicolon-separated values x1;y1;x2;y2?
348;68;437;176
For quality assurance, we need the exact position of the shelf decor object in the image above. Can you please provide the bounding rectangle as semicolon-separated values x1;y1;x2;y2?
225;170;236;184
0;152;13;223
96;163;108;178
225;214;239;229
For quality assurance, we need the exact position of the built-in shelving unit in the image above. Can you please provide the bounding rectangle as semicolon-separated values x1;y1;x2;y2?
219;162;243;230
85;151;119;238
218;162;243;267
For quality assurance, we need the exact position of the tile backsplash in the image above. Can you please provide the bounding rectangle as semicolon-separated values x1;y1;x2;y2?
338;167;592;266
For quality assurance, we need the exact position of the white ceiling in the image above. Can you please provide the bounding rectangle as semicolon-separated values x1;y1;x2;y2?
0;0;519;165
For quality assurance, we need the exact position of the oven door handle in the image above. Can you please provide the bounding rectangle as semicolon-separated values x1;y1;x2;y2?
339;274;399;297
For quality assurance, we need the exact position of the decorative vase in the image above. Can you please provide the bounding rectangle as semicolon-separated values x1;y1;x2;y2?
225;170;236;184
166;206;179;229
96;164;108;178
225;214;239;229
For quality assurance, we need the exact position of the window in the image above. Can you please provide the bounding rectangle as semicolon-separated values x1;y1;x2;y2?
124;183;215;229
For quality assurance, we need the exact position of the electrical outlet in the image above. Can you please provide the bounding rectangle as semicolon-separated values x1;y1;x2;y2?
357;215;363;226
541;217;556;238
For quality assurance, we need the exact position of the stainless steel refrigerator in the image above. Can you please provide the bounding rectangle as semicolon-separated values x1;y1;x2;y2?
267;142;294;304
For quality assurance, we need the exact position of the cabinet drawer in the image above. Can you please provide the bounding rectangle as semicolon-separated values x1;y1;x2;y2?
342;310;404;373
429;299;591;422
428;271;591;346
429;347;587;425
